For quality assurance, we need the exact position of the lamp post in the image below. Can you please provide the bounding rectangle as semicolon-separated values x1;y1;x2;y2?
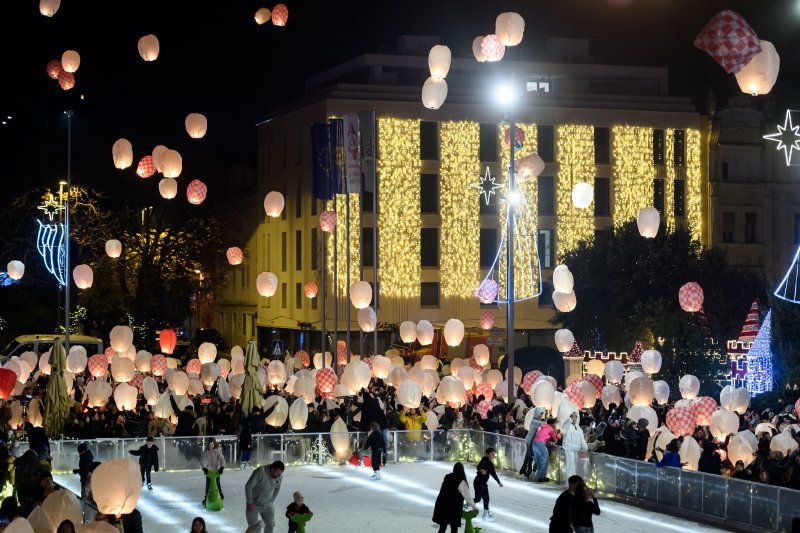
64;110;73;352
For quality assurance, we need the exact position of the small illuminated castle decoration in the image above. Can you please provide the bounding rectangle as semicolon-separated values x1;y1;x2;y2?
726;300;761;388
562;339;630;379
36;188;67;286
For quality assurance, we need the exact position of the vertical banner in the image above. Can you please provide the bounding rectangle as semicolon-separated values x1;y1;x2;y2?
329;119;345;197
359;110;376;193
311;124;332;200
343;115;362;193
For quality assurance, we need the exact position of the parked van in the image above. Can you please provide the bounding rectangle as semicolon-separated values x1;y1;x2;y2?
1;334;104;362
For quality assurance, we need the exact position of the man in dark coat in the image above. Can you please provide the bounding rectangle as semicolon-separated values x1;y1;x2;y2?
549;475;584;533
170;394;199;437
433;462;476;533
73;442;94;498
129;436;159;490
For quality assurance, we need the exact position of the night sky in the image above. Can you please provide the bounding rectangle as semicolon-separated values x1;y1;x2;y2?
0;0;798;204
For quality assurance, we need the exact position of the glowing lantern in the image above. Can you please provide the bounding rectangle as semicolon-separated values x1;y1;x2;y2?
552;265;574;294
168;371;189;395
159;178;178;199
506;365;522;385
412;320;432;346
72;264;93;289
428;45;451;80
255;8;271;24
372;355;391;379
653;380;670;405
256;272;278;297
349;281;372;309
771;431;799;456
439;376;467;405
40;0;61;17
678;282;704;312
38;353;51;375
554;328;574;352
7;260;24;280
313;352;332;369
601;385;621;409
186;179;207;205
111;357;135;383
495;12;525;47
627;405;658;434
0;369;17;400
458;366;480;390
266;360;286;388
272;3;288;26
485;369;503;389
46;59;62;79
159;329;177;354
137;34;160;61
184;113;207;139
421;77;448;110
679;374;700;399
91;460;142;516
198;342;217;364
472;36;487;62
185;359;201;375
530;379;554;409
679;437;702;471
552;290;577;312
262;191;285;218
330;417;349;455
443;319;464;347
57;71;74;91
160;149;182;178
150;354;167;377
721;386;750;414
473;345;490;367
152;145;168;171
694;10;761;74
735;41;779;96
399;321;417;343
67;346;87;373
637;207;660;238
479;310;494;330
226;247;244;265
304;282;318;298
319;211;337;232
199;363;219;388
517;153;544;182
571;182;593;208
112;139;133;170
480;35;505;62
136;156;156;178
628;376;654;407
289;397;308;430
86;380;112;407
640;350;662;374
691;396;718;426
605;360;624;384
109;325;134;353
262;396;288;427
87;354;108;378
113;383;138;411
316;368;337;395
61;50;80;73
135;351;152;373
709;409;739;440
586;359;605;377
41;490;81;531
666;407;696;436
357;307;377;333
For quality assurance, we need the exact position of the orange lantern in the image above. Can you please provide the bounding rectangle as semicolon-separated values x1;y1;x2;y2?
226;247;243;265
272;4;288;26
46;59;62;79
0;369;16;400
136;156;156;178
186;179;207;205
58;71;75;91
304;282;318;298
159;329;177;355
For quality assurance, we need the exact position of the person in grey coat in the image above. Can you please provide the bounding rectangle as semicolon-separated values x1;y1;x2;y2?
245;460;285;532
520;407;546;477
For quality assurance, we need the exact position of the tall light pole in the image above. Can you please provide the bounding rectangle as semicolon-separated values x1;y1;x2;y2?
64;110;73;351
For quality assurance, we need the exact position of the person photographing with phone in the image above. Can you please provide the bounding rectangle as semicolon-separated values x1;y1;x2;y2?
570;483;600;533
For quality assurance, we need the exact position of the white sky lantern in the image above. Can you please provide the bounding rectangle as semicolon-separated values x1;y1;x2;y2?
637;206;660;238
7;261;24;280
586;359;605;377
680;437;702;471
679;374;701;399
159;178;178;199
185;113;208;139
421;77;448;110
601;384;621;409
312;352;332;369
443;319;465;347
105;239;122;258
255;7;272;25
628;376;654;406
294;375;315;403
160;149;182;178
263;395;288;427
571;182;593;208
372;355;391;379
200;363;220;387
653;427;677;461
420;354;438;371
721;385;750;414
330;417;350;456
357;307;377;333
553;290;577;312
67;346;87;373
61;50;80;73
266;360;286;388
552;265;574;294
439;375;466;404
653;380;670;405
485;369;503;388
263;191;285;218
169;371;189;395
532;379;555;409
87;380;112;408
605;360;624;384
388;366;408;387
458;366;479;389
41;490;81;531
425;411;439;431
256;272;279;297
399;321;417;343
15;360;32;384
428;45;451;80
506;365;522;385
735;40;779;96
111;356;135;383
137;34;160;61
577;380;596;407
135;351;152;373
73;264;93;289
289;397;308;430
771;431;799;456
109;325;134;353
473;344;490;367
143;377;159;405
416;320;434;346
641;349;662;374
38;353;51;375
517;153;544;183
198;342;217;364
152;145;168;172
628;405;658;434
91;460;142;516
472;36;487;62
449;358;465;376
553;330;575;354
728;434;757;467
408;365;425;386
709;409;739;440
113;383;138;411
40;0;61;17
349;281;372;309
112;139;133;170
348;360;372;391
188;377;205;396
495;12;525;46
624;370;644;387
20;351;37;372
398;380;422;409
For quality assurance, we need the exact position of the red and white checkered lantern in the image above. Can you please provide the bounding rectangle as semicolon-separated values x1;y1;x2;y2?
678;282;704;312
316;367;337;394
226;247;243;266
468;357;483;373
319;211;337;232
186;179;207;205
130;373;145;392
150;354;167;377
480;34;505;62
521;371;542;394
666;407;696;436
694;10;761;74
479;310;494;330
304;282;318;298
477;279;499;303
795;398;800;418
476;400;492;419
691;396;718;426
186;358;201;375
475;382;494;401
58;71;74;90
565;384;585;409
46;59;62;79
88;354;108;378
295;350;310;368
504;126;525;148
583;374;603;399
336;340;349;365
104;347;115;363
272;3;288;26
136;156;156;178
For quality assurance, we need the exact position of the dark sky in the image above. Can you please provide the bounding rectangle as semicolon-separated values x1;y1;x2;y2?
0;0;797;204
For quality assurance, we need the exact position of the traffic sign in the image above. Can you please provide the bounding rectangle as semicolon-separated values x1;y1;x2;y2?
487;336;504;346
271;340;284;357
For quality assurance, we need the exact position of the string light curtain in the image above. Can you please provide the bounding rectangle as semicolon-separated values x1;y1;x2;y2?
556;124;595;259
325;194;361;296
377;117;421;298
440;121;480;298
612;126;654;228
686;129;703;243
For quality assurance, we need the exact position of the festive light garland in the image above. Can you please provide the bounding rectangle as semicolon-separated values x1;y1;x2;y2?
377;117;421;298
326;193;361;296
745;309;773;396
664;129;676;231
36;220;67;286
440;121;480;298
556;124;595;259
612;126;654;228
686;129;703;243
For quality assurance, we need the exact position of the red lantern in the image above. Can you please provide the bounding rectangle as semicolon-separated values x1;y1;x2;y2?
583;374;603;398
477;279;499;303
319;211;337;232
678;282;704;312
666;407;696;436
475;382;494;401
88;354;108;378
159;329;177;355
336;340;349;365
691;396;718;426
480;35;505;62
304;282;318;298
295;350;310;368
57;71;75;91
137;156;156;178
504;126;525;148
130;373;145;392
46;59;62;79
186;179;207;205
479;310;494;330
564;384;585;409
272;3;288;26
150;354;167;377
186;358;202;374
226;247;244;265
104;347;115;363
521;371;542;394
316;367;337;394
476;400;492;419
694;10;761;74
0;368;17;400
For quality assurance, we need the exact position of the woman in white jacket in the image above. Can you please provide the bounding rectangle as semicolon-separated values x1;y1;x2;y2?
562;412;588;479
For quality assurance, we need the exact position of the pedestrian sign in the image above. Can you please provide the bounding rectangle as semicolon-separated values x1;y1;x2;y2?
271;340;284;357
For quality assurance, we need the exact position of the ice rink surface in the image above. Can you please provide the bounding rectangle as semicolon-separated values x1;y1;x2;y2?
56;462;726;533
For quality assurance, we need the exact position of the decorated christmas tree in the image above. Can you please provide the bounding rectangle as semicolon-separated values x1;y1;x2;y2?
629;341;643;363
566;341;583;358
738;299;760;344
745;310;773;397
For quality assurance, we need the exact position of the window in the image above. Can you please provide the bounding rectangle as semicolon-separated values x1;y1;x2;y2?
240;260;250;289
281;232;287;271
594;127;610;164
537;125;554;163
225;313;234;336
295;283;302;309
722;161;729;181
362;228;374;267
795;214;800;244
653;179;664;214
281;185;287;220
219;312;225;335
295;191;302;218
745;212;757;243
232;267;237;289
311;197;317;216
653;129;665;164
362;190;374;212
723;212;735;243
420;174;439;213
281;283;287;308
479;123;498;162
538;176;555;216
281;132;288;170
594;177;610;217
538;229;553;269
420;282;440;307
526;79;550;93
421;228;439;267
312;294;318;309
420;121;438;161
674;180;685;217
539;281;554;306
674;130;685;166
242;313;247;336
311;229;318;270
296;127;303;166
480;229;497;268
295;230;302;270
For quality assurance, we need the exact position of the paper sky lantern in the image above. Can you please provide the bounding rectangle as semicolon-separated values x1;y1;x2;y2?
136;156;155;178
319;210;337;232
396;379;423;409
480;35;505;62
517;153;544;182
770;431;799;456
226;247;244;266
473;344;490;367
678;282;704;312
388;366;408;388
476;311;493;332
694;10;761;74
159;329;176;355
599;384;620;409
102;239;122;259
86;380;112;407
109;325;134;353
37;352;50;375
372;355;391;379
137;34;160;61
198;342;217;364
289;397;308;430
256;271;278;297
472;36;487;62
349;281;372;309
185;358;201;375
112;139;133;170
66;347;87;373
6;260;24;280
200;363;220;388
57;70;74;90
272;3;288;26
553;290;577;312
316;367;337;394
735;40;779;96
152;145;168;171
627;376;654;407
113;383;137;411
604;360;623;384
532;379;555;409
304;281;318;298
428;45;451;80
666;407;696;436
46;59;62;79
358;307;377;333
571;182;593;208
458;366;480;389
168;371;189;395
691;396;718;426
421;77;448;110
40;0;61;17
91;460;142;515
637;207;660;238
553;328;574;352
521;371;541;394
185;113;207;139
111;356;135;383
160;149;182;178
135;351;152;373
263;395;288;427
186;179;207;205
721;386;750;414
679;374;701;399
330;417;349;455
61;50;80;73
653;380;670;405
641;349;662;374
159;178;177;199
412;320;432;346
255;7;271;25
73;264;93;289
477;279;499;303
506;365;522;385
88;354;108;378
264;191;285;217
266;360;286;387
399;321;417;343
439;375;466;405
495;12;525;46
150;354;167;377
580;358;601;377
41;490;81;532
709;409;739;439
0;369;17;400
628;405;658;434
313;352;332;369
552;265;574;294
443;319;465;347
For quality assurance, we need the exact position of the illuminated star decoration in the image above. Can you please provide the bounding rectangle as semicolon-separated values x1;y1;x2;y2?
471;166;503;206
763;109;800;166
37;193;64;222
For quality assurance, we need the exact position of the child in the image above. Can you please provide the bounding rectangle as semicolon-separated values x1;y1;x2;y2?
473;447;503;522
240;420;253;469
128;436;159;491
286;491;313;533
362;422;386;480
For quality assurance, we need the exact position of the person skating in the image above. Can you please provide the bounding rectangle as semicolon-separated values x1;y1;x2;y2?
362;422;386;480
240;419;253;469
473;447;502;522
128;436;159;491
549;475;584;533
200;437;226;506
285;491;313;533
72;442;94;501
245;460;285;533
570;483;600;533
433;462;477;533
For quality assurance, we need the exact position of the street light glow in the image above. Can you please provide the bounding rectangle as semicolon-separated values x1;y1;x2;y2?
494;82;517;106
508;189;521;204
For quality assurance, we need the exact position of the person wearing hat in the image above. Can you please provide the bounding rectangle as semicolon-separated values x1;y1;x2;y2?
562;411;588;479
285;491;312;533
634;418;651;461
73;442;94;500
